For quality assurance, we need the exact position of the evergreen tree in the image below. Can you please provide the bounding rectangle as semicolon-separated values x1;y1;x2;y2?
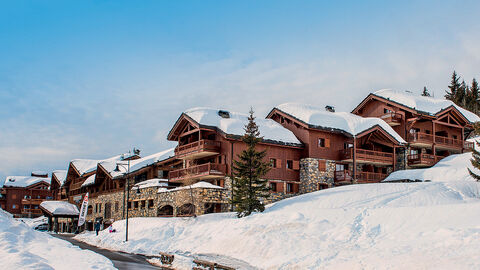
445;71;461;103
458;80;468;107
232;108;271;217
468;123;480;182
421;86;431;97
469;78;479;114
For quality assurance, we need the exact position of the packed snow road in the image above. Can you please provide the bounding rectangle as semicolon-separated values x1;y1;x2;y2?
53;234;159;269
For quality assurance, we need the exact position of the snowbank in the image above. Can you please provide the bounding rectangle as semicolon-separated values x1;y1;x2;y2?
184;107;302;145
1;176;50;188
133;178;168;190
0;209;114;269
75;181;480;269
384;153;479;182
275;103;405;143
40;201;79;216
374;89;480;123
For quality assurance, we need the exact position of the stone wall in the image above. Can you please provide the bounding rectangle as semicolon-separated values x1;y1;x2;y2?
157;187;229;216
299;158;335;193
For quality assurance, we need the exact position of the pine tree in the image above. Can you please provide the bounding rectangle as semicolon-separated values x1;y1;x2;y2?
445;71;461;103
469;78;479;114
458;80;467;107
468;123;480;181
421;86;431;97
232;108;271;217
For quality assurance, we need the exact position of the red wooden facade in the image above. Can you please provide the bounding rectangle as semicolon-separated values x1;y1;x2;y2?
167;113;304;194
352;93;476;168
0;180;52;218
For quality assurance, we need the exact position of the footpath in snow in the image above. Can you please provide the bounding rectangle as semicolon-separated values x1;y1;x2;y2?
0;209;115;269
75;179;480;269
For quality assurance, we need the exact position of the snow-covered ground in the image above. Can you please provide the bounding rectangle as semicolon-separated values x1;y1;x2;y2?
384;152;478;182
0;210;115;269
75;180;480;269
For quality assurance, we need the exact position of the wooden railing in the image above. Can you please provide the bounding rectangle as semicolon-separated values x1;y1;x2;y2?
464;141;474;151
380;112;402;125
434;136;463;148
407;132;434;145
342;149;394;164
175;140;221;157
335;170;387;183
21;199;44;205
407;153;435;166
21;209;43;215
169;163;226;181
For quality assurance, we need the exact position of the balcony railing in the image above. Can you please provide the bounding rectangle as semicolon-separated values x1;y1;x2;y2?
380;112;402;126
21;198;44;205
334;170;387;183
464;141;474;151
341;148;394;165
407;132;434;145
407;153;435;167
434;136;463;149
175;140;221;159
21;209;43;215
169;163;226;182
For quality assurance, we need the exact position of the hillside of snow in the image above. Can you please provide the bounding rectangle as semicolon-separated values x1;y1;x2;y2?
75;181;480;269
0;210;114;269
384;152;479;182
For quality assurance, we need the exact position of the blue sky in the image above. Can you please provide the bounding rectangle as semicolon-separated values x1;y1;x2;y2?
1;0;480;180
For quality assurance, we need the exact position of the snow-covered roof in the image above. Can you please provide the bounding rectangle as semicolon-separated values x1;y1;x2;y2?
133;178;168;190
1;176;50;188
71;153;132;176
39;201;79;216
184;107;302;145
373;89;480;123
100;148;175;179
275;103;406;143
81;174;96;188
52;170;67;187
157;181;223;193
383;152;479;182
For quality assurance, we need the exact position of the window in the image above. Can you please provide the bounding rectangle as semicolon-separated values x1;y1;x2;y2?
115;202;119;212
286;160;293;169
98;203;102;212
218;156;222;164
270;158;277;168
141;200;146;209
24;205;30;209
318;183;329;190
286;183;293;193
12;204;17;209
134;201;139;209
318;138;325;147
270;182;277;192
148;199;154;208
318;160;327;171
425;130;431;134
344;143;353;149
453;135;458;140
127;202;132;209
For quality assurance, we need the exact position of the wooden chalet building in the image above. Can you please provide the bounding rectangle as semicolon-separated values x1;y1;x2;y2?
166;107;304;215
352;89;479;168
0;173;53;218
50;170;67;200
267;103;406;190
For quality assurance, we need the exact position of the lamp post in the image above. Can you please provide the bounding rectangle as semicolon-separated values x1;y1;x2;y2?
114;159;131;242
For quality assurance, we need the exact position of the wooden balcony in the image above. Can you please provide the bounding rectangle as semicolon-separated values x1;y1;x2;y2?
407;154;436;167
175;140;221;160
380;112;402;126
407;132;434;148
341;149;394;165
334;170;387;183
22;198;44;205
464;141;474;151
434;136;463;151
169;163;226;182
21;209;43;215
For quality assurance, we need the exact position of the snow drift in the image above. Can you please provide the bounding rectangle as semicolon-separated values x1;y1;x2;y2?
75;181;480;269
0;209;114;269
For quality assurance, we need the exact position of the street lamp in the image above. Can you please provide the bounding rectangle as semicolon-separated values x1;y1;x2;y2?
114;159;131;242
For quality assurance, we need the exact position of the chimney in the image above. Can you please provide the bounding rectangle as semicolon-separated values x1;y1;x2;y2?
325;105;335;113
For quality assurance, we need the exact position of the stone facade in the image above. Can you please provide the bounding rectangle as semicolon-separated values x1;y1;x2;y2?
299;158;335;193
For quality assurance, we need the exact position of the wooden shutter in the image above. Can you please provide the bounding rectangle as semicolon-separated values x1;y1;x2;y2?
277;182;284;192
293;160;300;170
325;138;330;148
318;160;326;171
277;159;282;169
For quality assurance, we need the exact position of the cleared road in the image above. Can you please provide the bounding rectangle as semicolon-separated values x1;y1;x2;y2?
52;234;159;269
